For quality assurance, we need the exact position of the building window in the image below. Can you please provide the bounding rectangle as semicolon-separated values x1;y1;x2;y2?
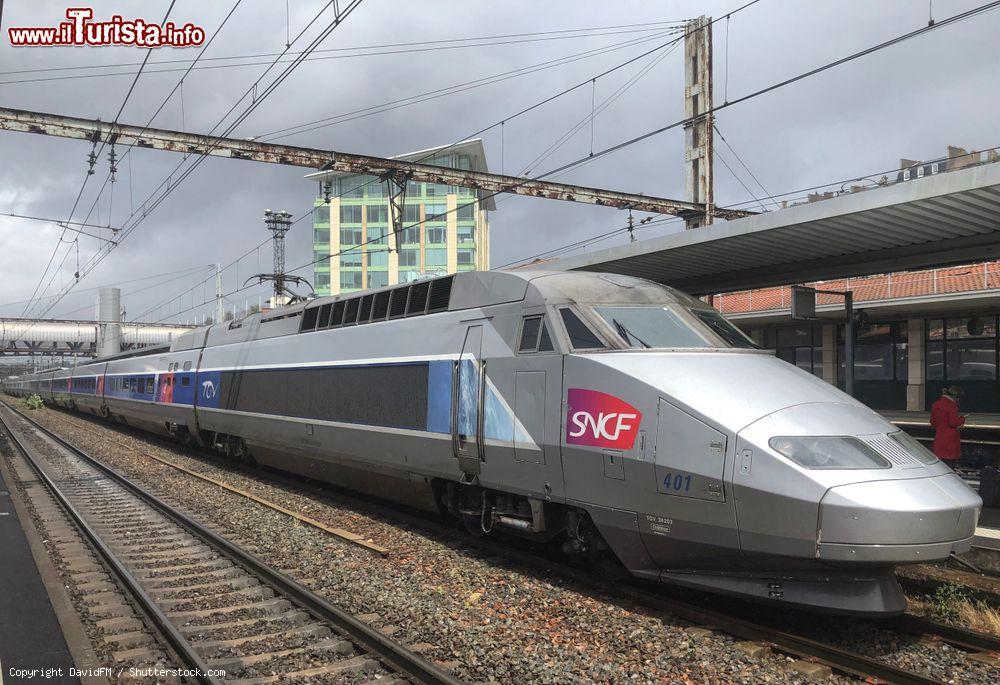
762;325;823;377
403;204;420;223
368;271;388;288
368;249;389;268
314;205;330;223
426;227;446;244
340;227;362;245
367;205;388;223
457;226;475;243
927;316;998;382
315;273;330;288
457;248;475;266
340;271;363;290
340;205;363;223
457;202;475;220
341;249;362;267
398;249;419;267
425;248;447;267
339;177;365;198
425;204;447;221
399;226;420;244
367;227;388;245
313;249;329;264
314;227;330;243
837;321;907;382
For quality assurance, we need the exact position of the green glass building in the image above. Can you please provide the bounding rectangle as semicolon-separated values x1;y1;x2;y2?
306;140;493;296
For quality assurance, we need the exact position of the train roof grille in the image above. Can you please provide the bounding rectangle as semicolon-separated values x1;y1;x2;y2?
406;281;430;316
427;275;453;313
859;434;921;468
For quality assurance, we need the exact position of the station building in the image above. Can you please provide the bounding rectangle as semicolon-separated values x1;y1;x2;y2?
711;147;1000;415
717;260;1000;414
306;140;493;297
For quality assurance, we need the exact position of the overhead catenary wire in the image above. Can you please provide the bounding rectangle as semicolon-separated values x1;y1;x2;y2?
534;0;1000;185
254;27;684;142
22;0;366;328
713;124;779;210
0;22;688;85
57;3;765;329
19;1;179;321
251;2;768;284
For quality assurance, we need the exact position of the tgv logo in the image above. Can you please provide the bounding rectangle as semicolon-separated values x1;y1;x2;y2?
565;389;642;450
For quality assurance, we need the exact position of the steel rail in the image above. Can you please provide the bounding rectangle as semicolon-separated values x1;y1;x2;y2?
0;406;223;685
622;587;956;685
3;404;465;685
888;613;1000;654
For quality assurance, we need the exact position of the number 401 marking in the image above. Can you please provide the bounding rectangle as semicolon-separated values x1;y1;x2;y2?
662;472;692;492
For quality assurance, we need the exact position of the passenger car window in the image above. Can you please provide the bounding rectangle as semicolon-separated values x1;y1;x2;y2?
559;308;606;350
183;361;192;371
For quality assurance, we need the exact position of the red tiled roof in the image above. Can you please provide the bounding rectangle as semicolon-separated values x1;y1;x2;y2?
714;261;1000;315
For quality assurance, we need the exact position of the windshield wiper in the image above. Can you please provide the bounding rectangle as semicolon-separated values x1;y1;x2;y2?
612;318;651;349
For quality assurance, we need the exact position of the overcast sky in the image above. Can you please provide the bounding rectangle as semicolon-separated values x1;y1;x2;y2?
0;0;996;325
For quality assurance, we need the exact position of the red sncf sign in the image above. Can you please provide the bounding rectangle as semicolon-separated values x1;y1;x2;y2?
565;388;642;450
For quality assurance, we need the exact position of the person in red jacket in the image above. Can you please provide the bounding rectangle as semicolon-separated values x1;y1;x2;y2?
930;385;966;465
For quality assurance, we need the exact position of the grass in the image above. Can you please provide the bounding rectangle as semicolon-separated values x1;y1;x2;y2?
910;582;1000;636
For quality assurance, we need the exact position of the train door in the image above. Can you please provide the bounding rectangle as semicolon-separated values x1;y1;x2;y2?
453;325;484;477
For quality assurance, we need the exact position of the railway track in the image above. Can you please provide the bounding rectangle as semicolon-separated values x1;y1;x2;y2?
0;404;463;685
7;401;1000;685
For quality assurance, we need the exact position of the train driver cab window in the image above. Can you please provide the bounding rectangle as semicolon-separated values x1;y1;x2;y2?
518;316;556;354
559;308;606;350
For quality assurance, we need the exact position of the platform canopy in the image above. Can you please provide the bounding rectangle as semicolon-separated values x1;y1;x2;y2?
554;161;1000;296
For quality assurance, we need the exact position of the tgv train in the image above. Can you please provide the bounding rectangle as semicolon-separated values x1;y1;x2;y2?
4;270;982;615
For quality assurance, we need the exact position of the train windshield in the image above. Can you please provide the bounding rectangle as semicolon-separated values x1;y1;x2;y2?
593;306;757;349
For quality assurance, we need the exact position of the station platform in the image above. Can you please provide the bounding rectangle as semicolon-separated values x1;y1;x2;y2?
0;469;80;684
881;410;1000;437
974;506;1000;552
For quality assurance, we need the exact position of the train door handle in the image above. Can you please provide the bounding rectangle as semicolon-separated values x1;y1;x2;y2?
740;449;753;475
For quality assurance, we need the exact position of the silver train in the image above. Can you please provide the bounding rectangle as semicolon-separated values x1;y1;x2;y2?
3;270;981;615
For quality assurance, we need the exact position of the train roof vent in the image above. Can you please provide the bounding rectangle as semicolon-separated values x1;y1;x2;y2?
372;290;391;321
358;294;374;323
407;281;431;316
344;297;361;325
426;275;453;313
300;306;320;332
388;287;408;319
330;300;346;328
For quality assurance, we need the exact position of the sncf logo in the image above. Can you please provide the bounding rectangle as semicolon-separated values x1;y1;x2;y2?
566;388;642;450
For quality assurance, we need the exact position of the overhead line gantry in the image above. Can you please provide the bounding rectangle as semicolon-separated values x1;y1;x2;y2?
0;105;752;223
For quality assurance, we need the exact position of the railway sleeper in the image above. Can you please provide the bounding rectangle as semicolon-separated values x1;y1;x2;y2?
209;637;354;670
180;610;313;639
194;622;333;656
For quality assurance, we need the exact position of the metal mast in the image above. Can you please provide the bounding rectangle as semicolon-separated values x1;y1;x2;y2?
264;209;293;303
684;16;715;229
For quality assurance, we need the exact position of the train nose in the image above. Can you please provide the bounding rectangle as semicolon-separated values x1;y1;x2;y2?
817;473;981;564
